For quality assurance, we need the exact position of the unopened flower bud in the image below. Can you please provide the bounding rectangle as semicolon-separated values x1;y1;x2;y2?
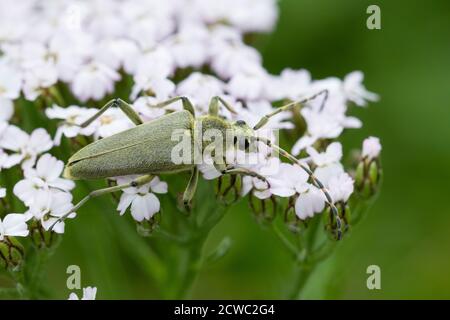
216;175;242;206
249;194;276;224
136;212;161;237
29;219;60;249
0;237;25;270
324;203;350;240
284;198;305;233
369;161;379;186
355;137;382;198
355;161;365;188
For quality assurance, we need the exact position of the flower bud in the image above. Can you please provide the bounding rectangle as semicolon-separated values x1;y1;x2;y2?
216;175;242;206
249;193;276;224
356;159;382;198
355;161;365;188
369;161;379;187
29;219;60;249
0;237;25;270
136;212;161;237
284;198;306;233
355;136;383;198
324;203;350;240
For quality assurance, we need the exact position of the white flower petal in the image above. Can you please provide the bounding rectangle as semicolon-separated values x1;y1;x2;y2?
1;214;29;237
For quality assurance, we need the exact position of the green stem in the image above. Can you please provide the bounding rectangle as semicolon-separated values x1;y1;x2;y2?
288;264;313;299
172;234;206;299
20;248;51;299
286;216;321;299
272;223;298;257
168;202;228;299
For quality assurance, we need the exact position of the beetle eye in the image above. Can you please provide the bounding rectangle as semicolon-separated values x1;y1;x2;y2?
236;120;246;126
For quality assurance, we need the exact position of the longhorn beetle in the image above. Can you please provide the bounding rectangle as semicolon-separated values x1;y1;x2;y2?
51;91;342;239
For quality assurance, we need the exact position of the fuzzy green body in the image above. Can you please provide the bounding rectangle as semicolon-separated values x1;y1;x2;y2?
65;111;197;179
64;111;234;180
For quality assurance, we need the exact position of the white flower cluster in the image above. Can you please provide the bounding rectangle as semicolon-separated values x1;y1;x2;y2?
235;142;355;219
0;0;381;236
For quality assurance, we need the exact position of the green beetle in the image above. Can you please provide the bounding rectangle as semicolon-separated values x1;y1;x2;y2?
54;93;342;239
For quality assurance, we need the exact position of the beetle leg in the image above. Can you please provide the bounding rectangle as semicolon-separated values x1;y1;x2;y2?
208;96;238;116
252;89;329;130
153;96;196;117
49;174;154;231
74;98;143;128
221;167;270;189
182;166;199;211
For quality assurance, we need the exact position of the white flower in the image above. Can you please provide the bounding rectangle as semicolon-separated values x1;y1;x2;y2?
130;75;175;101
47;33;86;82
226;68;268;101
268;163;309;198
210;41;262;79
237;100;294;131
116;176;168;222
343;71;379;106
22;62;58;101
132;97;167;122
0;62;22;100
71;62;120;102
0;213;29;241
0;149;12;170
198;155;222;181
177;73;225;111
242;175;272;200
228;0;278;33
362;136;381;160
295;187;325;220
307;142;342;167
0;126;53;169
274;68;312;100
240;156;278;200
25;190;74;234
132;46;175;80
194;0;277;33
45;105;98;145
314;163;344;187
166;23;209;69
68;287;97;300
0;98;14;122
264;161;326;220
14;154;74;207
291;109;344;155
0;187;5;198
94;108;135;139
328;172;354;202
95;39;130;71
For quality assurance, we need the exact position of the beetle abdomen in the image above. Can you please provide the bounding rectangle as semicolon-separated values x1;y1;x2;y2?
65;111;194;180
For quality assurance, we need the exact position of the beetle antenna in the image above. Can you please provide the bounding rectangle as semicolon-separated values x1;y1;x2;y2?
318;89;329;112
253;89;329;130
254;136;342;240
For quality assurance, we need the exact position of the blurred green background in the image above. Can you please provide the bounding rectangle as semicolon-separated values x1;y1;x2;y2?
38;0;450;299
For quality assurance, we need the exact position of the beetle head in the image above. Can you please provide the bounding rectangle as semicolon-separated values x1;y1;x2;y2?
231;120;255;151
